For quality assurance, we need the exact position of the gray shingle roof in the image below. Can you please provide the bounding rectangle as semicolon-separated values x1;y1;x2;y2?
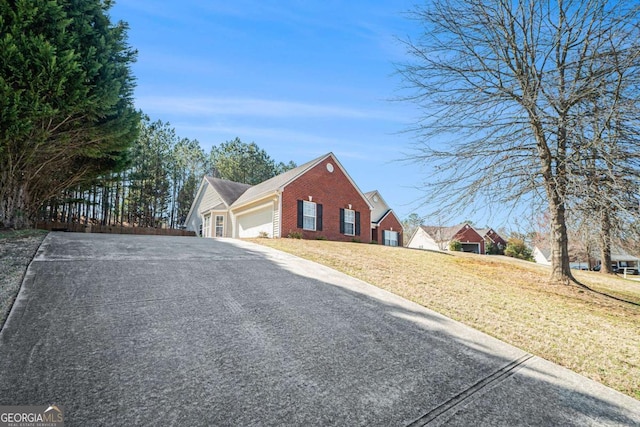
591;246;640;262
537;247;552;261
372;209;392;225
421;224;472;242
476;228;490;237
204;177;252;207
230;153;331;208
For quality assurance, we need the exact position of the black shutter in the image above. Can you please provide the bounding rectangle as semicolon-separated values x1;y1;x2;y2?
382;230;386;245
297;200;304;228
355;211;361;236
339;208;345;233
316;204;323;231
398;232;403;247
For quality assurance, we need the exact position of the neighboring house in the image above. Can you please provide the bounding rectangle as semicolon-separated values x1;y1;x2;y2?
407;225;448;252
534;245;640;270
365;190;403;247
594;247;640;271
407;223;485;254
533;246;552;266
185;153;377;242
477;228;507;253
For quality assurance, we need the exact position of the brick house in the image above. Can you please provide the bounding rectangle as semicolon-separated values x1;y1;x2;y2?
477;228;507;253
407;223;486;254
186;153;402;244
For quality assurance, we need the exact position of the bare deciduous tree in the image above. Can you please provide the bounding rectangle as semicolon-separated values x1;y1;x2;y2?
398;0;640;284
568;62;640;274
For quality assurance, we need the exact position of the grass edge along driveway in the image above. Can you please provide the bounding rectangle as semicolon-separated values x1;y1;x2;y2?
250;238;640;401
0;229;47;329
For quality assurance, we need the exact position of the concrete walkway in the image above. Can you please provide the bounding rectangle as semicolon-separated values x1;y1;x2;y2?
0;233;638;426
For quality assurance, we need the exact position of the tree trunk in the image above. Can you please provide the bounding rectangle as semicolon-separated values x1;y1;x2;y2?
535;123;575;285
0;179;31;229
548;199;575;284
60;193;67;223
599;209;614;274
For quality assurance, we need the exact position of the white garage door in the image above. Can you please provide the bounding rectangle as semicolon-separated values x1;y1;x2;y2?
237;206;273;238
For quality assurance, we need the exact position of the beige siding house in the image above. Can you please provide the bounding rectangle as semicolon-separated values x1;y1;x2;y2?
184;177;251;238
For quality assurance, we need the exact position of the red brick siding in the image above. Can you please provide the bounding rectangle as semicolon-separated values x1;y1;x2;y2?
453;225;485;253
377;212;404;246
488;231;507;248
281;158;371;242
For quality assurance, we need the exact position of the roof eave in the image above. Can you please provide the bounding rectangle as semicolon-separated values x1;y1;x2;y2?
230;190;280;211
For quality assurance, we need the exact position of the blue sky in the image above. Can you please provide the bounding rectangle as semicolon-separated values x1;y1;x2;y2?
108;1;518;230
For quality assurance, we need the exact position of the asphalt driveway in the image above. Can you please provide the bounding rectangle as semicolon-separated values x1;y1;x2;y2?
0;233;639;426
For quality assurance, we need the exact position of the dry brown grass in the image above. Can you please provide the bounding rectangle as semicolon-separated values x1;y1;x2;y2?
249;238;640;400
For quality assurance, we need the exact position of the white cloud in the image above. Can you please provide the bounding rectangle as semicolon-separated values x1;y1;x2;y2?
135;96;407;122
174;122;348;149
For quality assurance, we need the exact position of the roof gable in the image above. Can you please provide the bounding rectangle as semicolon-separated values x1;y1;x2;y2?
205;177;252;207
535;246;552;261
364;190;389;207
365;190;393;223
477;227;506;243
184;177;251;226
230;152;373;210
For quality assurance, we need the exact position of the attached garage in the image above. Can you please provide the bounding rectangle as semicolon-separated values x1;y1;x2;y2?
236;204;274;238
461;243;480;254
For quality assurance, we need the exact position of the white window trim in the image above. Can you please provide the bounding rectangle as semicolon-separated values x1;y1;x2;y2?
215;215;224;237
384;230;398;247
303;200;316;231
203;214;211;238
344;209;355;236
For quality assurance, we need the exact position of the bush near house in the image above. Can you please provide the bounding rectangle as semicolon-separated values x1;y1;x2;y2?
486;241;504;255
504;237;533;261
449;240;462;251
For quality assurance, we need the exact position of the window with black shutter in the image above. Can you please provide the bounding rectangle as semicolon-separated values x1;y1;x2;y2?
298;200;317;231
340;208;359;236
316;204;323;231
297;200;304;228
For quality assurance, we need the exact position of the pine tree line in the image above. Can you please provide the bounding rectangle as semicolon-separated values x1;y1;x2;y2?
38;118;296;229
